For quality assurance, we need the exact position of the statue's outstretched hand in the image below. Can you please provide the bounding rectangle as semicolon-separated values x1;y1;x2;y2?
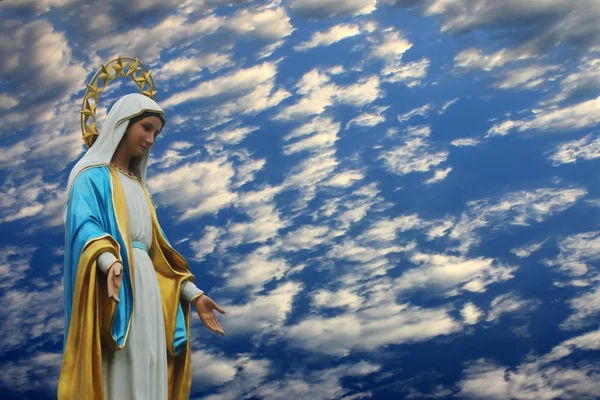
107;262;123;303
193;295;225;336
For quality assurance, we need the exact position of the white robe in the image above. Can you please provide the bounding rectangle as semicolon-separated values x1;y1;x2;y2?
98;170;201;400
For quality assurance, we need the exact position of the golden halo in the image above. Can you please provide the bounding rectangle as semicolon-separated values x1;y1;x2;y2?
80;56;157;148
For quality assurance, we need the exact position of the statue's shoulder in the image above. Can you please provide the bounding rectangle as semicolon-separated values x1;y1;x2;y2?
72;165;111;188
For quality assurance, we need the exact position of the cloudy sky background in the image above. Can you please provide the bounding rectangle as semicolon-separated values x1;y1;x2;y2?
1;0;600;399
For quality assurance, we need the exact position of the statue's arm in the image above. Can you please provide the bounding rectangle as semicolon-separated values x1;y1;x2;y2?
97;251;118;274
181;280;203;303
95;250;201;302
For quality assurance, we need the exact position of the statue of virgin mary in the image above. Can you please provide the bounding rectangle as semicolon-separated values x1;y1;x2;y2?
58;91;225;400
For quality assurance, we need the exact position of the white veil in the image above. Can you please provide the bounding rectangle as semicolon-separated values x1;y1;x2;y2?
64;93;165;214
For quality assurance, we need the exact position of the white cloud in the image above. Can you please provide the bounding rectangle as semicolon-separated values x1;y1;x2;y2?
252;361;381;400
454;48;523;72
207;125;260;148
461;302;483;325
0;275;63;353
288;0;377;19
333;194;379;231
0;93;19;110
162;61;278;108
283;116;340;155
486;292;540;323
275;68;382;121
486;96;600;137
429;0;600;72
439;98;459;114
277;224;333;252
190;349;238;391
232;152;267;188
547;57;600;104
396;253;516;297
379;126;449;176
370;29;413;61
323;170;364;188
294;24;361;51
0;352;62;394
223;245;298;293
381;58;430;86
495;64;561;90
225;5;293;42
147;156;237;221
282;149;339;209
149;141;200;170
327;239;415;277
561;284;600;331
450;137;480;147
426;218;455;240
0;171;65;229
549;134;600;166
424;167;452;185
358;214;424;244
397;104;431;122
311;288;365;311
450;187;587;253
544;231;600;276
543;231;600;330
91;14;222;65
511;240;547;258
213;79;292;124
154;53;233;80
0;246;36;291
221;187;289;249
285;298;461;356
346;106;388;128
191;353;272;400
0;139;29;170
2;0;76;13
221;281;302;337
190;226;223;261
0;19;87;134
458;329;600;400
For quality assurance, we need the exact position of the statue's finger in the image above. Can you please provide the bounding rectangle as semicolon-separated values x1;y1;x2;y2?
210;316;225;336
205;317;218;332
211;315;223;329
208;317;222;335
110;292;120;304
214;320;225;335
214;304;226;314
199;314;209;326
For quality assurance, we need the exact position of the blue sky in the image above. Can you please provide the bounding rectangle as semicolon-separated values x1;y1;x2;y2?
1;0;600;399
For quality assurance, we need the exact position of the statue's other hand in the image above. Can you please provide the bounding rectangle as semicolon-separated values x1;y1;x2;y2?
194;295;226;336
107;262;123;303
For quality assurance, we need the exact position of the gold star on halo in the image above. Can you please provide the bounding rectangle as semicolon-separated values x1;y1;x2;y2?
81;56;158;147
142;88;157;98
86;81;103;101
97;64;111;82
112;57;125;76
125;59;139;77
80;99;96;117
134;71;148;85
83;121;97;137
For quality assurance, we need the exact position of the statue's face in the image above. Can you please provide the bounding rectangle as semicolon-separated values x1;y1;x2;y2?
124;116;163;157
